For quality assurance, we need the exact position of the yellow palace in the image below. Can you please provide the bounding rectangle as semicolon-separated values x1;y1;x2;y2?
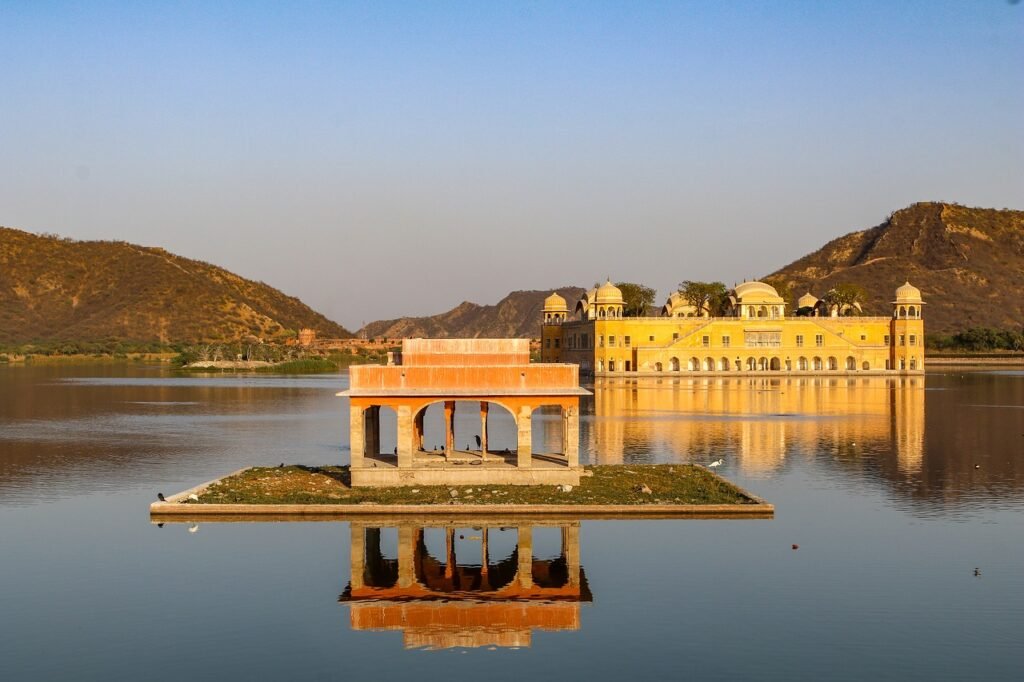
540;279;925;375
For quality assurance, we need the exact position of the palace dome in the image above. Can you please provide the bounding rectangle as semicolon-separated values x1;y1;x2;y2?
894;281;922;302
595;279;624;304
543;292;568;311
797;292;818;308
733;280;784;303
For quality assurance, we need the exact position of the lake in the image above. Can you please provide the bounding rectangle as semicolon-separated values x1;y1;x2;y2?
1;364;1022;680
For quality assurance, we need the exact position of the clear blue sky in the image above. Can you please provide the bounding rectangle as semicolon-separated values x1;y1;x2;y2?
2;1;1021;329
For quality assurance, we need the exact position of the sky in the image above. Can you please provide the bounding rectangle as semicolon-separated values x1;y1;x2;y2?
1;1;1022;330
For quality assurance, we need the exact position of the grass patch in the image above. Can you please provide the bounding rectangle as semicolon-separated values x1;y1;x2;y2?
193;464;758;506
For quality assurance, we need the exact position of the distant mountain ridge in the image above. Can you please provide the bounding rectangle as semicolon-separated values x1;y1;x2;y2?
359;287;586;339
765;203;1024;335
360;203;1022;339
0;227;352;344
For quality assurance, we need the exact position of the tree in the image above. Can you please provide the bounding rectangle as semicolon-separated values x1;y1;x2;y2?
678;281;728;316
615;282;656;317
822;283;866;316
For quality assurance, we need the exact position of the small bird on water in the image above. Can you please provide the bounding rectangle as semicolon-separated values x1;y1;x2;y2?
708;458;724;469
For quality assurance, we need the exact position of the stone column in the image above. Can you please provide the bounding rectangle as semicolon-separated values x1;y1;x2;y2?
349;525;365;590
480;527;490;590
396;405;414;469
444;527;455;580
563;524;581;587
479;402;489;454
349;405;365;469
397;525;415;588
517;526;533;588
564;404;579;468
444;401;456;453
517;405;533;468
366;406;380;460
413;409;425;452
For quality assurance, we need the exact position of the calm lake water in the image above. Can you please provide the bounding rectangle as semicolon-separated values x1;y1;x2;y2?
1;364;1022;680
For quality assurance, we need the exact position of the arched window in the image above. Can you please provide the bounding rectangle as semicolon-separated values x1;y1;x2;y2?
813;357;823;371
798;357;808;371
828;357;838;370
655;362;663;372
862;361;870;370
770;357;781;371
720;357;730;371
846;356;856;370
910;357;917;370
908;306;916;318
899;306;907;318
669;357;680;372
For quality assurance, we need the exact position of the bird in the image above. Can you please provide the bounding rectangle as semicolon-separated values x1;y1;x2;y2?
792;544;799;550
475;435;482;448
975;464;981;469
157;492;166;502
278;462;284;468
157;523;164;528
188;524;199;534
188;493;199;502
393;446;397;455
974;568;981;577
708;458;724;469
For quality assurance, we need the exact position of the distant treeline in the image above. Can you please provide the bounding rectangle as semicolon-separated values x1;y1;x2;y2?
926;327;1024;352
0;339;173;359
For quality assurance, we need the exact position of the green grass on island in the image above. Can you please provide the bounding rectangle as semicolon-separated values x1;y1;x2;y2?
191;464;758;506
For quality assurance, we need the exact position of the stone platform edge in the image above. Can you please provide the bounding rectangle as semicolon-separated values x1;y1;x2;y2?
149;466;773;520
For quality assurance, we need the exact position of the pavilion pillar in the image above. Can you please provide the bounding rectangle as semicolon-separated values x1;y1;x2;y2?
563;524;581;587
366;406;380;459
349;405;365;469
564;404;579;468
397;525;415;588
444;401;456;453
444;527;455;580
349;525;365;590
479;402;489;454
480;527;491;590
413;409;425;451
396;405;414;468
517;526;533;588
517;405;533;469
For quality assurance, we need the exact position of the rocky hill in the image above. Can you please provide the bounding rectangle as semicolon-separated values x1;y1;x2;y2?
764;203;1024;335
0;227;351;344
359;287;586;339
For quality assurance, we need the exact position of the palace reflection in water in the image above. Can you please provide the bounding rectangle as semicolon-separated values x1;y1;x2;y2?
543;376;925;476
341;520;590;650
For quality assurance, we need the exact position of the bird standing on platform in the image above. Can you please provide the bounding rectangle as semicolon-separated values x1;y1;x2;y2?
475;435;481;448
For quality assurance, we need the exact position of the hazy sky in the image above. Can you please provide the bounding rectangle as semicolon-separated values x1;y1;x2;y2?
2;1;1021;329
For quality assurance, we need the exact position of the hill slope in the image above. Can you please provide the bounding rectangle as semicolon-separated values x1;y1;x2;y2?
359;287;586;339
0;227;351;344
764;203;1024;335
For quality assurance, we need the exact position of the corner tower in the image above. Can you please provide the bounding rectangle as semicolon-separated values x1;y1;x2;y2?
541;292;569;362
891;282;924;372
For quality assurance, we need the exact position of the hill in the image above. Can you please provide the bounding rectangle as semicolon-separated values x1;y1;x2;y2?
0;227;352;345
764;203;1024;335
359;287;586;339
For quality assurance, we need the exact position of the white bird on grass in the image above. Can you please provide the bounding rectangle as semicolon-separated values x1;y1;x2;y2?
708;458;724;469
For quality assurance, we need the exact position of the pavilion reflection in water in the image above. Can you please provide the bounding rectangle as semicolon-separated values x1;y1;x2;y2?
340;521;591;650
577;376;925;475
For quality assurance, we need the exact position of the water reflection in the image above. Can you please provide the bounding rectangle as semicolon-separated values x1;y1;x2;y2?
340;520;590;650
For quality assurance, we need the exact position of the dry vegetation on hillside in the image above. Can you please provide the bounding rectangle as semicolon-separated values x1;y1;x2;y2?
0;227;351;345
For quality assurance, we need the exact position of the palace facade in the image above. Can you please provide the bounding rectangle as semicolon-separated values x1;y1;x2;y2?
540;280;925;375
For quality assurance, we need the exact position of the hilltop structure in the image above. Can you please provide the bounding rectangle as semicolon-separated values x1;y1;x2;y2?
339;338;589;487
541;280;924;374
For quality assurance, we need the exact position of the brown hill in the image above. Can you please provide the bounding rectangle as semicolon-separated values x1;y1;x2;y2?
764;203;1024;335
359;287;586;339
0;227;352;344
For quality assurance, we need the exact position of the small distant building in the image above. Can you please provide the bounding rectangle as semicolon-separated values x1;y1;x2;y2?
542;279;925;374
297;328;317;347
338;338;590;487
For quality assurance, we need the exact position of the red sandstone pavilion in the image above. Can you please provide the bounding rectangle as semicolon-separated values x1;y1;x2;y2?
338;339;589;487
